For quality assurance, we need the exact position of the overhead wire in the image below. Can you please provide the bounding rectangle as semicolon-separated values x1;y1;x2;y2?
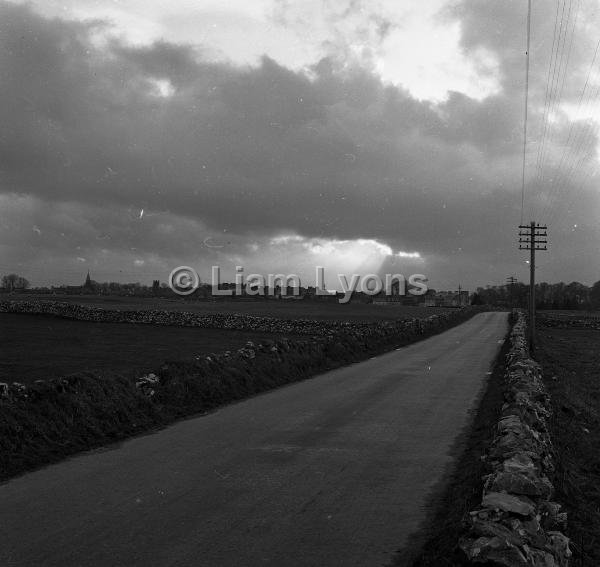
534;0;562;184
521;0;533;225
543;43;600;222
534;0;570;196
540;10;599;221
536;0;579;217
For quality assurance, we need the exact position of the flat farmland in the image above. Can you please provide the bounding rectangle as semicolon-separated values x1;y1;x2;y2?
8;294;454;322
0;313;298;385
0;296;455;386
535;325;600;565
539;309;600;320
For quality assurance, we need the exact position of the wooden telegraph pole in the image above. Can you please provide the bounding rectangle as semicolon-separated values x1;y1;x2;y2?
519;222;548;351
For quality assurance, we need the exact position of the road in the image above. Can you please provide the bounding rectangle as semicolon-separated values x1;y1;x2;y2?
0;312;508;567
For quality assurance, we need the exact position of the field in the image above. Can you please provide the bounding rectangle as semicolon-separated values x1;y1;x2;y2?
0;296;454;386
535;325;600;566
539;310;600;321
0;313;298;384
8;294;454;322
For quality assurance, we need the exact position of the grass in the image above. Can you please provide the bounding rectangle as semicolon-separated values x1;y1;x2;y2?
539;310;600;322
6;293;455;322
0;313;297;384
534;326;600;567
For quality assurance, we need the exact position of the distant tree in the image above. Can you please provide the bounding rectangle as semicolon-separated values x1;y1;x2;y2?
1;273;30;291
152;280;160;294
564;296;577;310
591;280;600;308
471;292;484;305
563;281;588;310
1;274;15;291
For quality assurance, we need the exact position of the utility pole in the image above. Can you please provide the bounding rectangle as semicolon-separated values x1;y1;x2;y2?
519;222;548;350
506;276;517;309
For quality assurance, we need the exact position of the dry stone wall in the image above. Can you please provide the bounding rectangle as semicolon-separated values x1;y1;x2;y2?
2;299;458;337
459;311;571;566
538;314;600;330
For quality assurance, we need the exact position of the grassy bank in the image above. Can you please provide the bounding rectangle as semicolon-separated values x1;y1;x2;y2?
535;326;600;566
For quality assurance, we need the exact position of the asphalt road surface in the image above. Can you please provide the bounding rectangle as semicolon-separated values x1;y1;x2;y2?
1;311;508;567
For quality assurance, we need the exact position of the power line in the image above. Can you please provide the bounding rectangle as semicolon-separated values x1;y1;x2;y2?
521;0;533;225
539;36;600;221
547;127;597;223
542;0;581;197
534;0;600;228
535;0;581;215
548;136;599;228
544;0;576;136
534;0;582;216
534;0;561;185
534;0;569;193
553;87;600;192
543;51;600;223
553;165;598;235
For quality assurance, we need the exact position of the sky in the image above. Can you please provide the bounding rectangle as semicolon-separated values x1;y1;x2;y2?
1;0;599;290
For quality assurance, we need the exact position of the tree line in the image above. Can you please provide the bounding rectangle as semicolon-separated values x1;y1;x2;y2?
472;280;600;310
3;272;600;310
1;274;30;292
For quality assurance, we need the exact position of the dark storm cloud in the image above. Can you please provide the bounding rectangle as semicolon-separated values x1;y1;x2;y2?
1;0;598;286
449;0;600;217
449;0;599;145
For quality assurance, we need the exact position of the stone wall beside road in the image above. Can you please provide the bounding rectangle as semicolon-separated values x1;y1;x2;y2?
459;311;571;566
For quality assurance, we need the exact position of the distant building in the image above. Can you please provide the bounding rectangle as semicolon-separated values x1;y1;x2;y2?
83;270;94;289
424;290;470;307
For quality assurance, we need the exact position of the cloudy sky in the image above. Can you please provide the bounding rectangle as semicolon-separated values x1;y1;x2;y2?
1;0;599;290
